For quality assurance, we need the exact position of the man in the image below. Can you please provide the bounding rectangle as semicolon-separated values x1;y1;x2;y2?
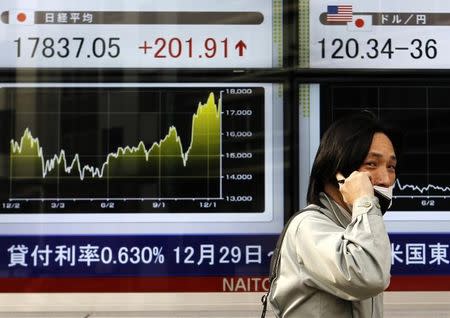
269;112;402;317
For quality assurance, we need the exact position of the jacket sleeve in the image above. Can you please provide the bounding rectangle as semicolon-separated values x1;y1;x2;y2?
296;196;391;301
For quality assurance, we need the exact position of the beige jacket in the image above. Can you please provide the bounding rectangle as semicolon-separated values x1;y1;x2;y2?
269;193;391;318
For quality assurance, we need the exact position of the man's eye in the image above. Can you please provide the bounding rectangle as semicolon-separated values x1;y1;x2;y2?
365;162;376;167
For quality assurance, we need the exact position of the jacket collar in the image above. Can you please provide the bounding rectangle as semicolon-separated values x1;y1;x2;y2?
318;192;351;228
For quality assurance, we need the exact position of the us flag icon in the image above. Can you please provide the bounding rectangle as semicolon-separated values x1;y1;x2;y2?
326;5;353;22
9;10;35;25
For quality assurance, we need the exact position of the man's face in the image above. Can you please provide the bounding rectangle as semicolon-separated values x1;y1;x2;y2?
358;132;397;187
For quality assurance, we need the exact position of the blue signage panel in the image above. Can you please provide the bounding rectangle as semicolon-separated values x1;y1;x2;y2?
1;233;449;291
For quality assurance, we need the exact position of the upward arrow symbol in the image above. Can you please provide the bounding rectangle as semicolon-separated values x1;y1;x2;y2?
235;40;247;57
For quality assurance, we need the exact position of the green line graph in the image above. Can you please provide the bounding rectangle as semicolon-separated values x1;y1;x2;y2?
1;85;266;213
10;92;221;181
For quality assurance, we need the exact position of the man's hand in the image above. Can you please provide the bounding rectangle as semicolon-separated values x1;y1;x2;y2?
336;171;374;206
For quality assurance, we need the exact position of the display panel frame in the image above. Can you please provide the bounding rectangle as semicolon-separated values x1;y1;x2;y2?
0;0;286;69
300;0;450;70
296;78;450;291
0;69;296;293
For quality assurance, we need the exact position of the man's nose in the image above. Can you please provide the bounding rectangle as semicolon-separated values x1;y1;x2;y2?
373;168;391;187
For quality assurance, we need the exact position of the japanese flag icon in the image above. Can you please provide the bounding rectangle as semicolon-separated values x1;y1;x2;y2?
9;10;35;25
347;15;373;31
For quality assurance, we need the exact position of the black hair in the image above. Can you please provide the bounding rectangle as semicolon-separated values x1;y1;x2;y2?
306;111;403;206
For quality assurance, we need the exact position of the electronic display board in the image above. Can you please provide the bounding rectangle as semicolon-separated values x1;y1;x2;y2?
299;83;450;290
302;0;450;68
0;0;283;68
0;82;285;292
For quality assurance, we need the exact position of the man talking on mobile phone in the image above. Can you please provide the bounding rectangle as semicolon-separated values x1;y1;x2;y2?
268;112;402;318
